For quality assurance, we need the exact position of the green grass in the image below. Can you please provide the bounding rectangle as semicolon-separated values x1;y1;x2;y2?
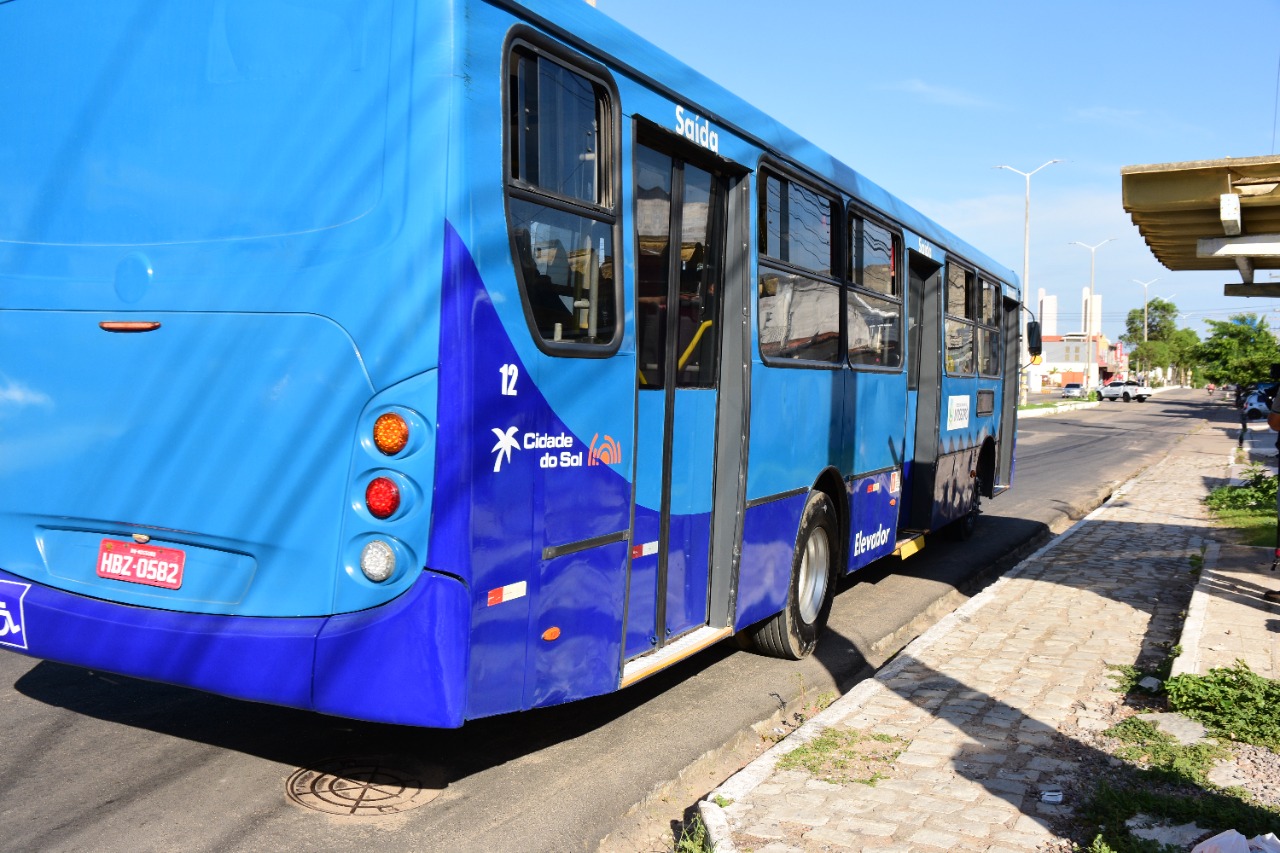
1211;509;1277;546
774;728;905;787
1205;466;1279;547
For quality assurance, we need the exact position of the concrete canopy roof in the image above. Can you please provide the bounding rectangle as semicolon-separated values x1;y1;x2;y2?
1122;155;1280;296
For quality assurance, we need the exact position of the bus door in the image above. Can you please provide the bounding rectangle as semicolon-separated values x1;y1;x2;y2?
904;248;944;530
626;138;730;661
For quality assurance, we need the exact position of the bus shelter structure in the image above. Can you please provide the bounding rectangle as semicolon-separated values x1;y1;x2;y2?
1122;155;1280;296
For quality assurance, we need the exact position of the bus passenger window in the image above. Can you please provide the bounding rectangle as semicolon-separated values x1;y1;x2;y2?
944;263;977;375
976;279;1002;376
847;216;902;369
506;45;619;351
757;170;839;365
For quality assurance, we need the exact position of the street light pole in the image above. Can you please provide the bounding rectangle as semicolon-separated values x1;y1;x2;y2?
1132;277;1159;342
996;160;1060;402
1070;238;1116;392
995;160;1061;295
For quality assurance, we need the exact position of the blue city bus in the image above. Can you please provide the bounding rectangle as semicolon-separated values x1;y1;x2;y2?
0;0;1035;727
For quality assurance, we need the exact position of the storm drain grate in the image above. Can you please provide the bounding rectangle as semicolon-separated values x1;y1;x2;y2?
287;758;444;816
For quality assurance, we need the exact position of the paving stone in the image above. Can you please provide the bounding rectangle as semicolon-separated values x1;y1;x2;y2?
838;817;898;837
908;827;961;848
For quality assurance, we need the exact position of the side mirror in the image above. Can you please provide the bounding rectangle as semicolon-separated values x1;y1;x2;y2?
1026;321;1042;357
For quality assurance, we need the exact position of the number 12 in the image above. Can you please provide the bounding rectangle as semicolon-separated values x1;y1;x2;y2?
500;363;519;396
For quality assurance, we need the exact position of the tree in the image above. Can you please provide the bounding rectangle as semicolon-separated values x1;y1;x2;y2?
1168;327;1201;385
1197;313;1280;385
1121;297;1179;346
1130;340;1170;376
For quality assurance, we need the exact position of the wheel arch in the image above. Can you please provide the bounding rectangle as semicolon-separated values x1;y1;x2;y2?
812;466;849;574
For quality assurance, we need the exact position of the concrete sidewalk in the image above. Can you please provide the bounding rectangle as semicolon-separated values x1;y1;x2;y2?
700;404;1280;852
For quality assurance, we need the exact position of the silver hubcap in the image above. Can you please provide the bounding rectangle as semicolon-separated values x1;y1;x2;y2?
797;526;830;624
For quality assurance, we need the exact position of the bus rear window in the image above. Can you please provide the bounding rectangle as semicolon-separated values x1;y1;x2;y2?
0;0;393;245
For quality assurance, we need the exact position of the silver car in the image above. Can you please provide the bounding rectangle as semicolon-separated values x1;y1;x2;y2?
1061;382;1084;399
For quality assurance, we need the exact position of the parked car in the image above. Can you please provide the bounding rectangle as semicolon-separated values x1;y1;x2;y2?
1061;382;1085;399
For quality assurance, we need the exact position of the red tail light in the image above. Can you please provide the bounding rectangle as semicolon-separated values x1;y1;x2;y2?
366;477;400;519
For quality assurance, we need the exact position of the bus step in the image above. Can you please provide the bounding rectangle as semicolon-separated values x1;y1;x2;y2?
893;533;926;559
620;625;733;688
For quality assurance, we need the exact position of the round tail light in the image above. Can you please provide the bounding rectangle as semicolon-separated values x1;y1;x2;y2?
360;540;396;582
373;413;410;456
365;477;401;519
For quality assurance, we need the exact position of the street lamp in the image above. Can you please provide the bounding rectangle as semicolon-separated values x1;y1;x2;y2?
1070;238;1116;391
996;160;1060;401
995;160;1061;295
1132;277;1159;342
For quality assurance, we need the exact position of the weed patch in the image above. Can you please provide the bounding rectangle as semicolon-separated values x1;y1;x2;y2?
774;727;905;786
1166;661;1280;751
671;815;714;853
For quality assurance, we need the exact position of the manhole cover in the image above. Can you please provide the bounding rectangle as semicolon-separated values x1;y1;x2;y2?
287;758;444;816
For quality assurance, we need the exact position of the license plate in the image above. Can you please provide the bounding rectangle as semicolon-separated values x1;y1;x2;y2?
96;539;186;590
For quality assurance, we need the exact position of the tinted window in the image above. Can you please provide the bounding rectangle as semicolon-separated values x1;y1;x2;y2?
506;46;617;351
758;271;840;362
510;51;605;204
847;214;902;369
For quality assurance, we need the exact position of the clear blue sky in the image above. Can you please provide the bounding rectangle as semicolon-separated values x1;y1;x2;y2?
596;0;1280;344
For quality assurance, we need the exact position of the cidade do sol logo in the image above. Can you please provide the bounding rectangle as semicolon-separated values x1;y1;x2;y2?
489;428;624;472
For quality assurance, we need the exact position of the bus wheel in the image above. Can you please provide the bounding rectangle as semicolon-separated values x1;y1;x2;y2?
749;492;837;660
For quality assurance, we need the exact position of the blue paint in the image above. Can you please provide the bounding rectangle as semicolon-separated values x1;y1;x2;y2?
734;494;806;631
0;566;469;726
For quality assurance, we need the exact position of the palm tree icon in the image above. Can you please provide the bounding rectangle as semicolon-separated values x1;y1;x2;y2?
491;427;520;473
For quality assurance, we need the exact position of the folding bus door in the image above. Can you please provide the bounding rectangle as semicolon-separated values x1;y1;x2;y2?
625;136;734;665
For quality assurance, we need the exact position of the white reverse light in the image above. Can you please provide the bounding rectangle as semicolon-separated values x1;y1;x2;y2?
360;540;396;582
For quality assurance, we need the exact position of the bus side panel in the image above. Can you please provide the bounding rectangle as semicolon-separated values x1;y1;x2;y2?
733;494;805;631
528;541;627;708
435;225;633;720
850;371;909;477
930;448;979;530
847;472;898;571
745;366;839;501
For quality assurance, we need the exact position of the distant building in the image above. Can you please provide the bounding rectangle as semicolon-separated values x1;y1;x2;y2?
1037;289;1058;336
1040;334;1128;387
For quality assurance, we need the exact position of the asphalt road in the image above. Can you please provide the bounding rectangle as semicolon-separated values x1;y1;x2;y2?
0;390;1216;853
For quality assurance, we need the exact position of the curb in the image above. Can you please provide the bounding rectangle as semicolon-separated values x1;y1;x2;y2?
1169;539;1219;679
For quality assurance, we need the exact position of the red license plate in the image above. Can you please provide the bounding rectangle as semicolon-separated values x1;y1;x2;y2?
96;539;186;590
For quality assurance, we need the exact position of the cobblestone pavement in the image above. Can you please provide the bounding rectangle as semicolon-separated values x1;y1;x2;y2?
701;408;1259;852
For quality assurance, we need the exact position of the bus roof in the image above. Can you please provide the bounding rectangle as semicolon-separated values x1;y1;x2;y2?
497;0;1020;290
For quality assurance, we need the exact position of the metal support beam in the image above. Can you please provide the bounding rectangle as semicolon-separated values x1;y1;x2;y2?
1225;283;1280;297
1198;233;1280;257
1237;256;1255;283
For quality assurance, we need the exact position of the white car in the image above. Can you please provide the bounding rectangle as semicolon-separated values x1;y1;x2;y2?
1100;380;1152;402
1061;383;1085;399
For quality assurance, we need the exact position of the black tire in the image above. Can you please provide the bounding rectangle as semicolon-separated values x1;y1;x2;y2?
1123;393;1131;402
749;491;838;660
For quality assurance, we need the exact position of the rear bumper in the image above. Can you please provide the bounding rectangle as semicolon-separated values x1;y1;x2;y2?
0;567;470;727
